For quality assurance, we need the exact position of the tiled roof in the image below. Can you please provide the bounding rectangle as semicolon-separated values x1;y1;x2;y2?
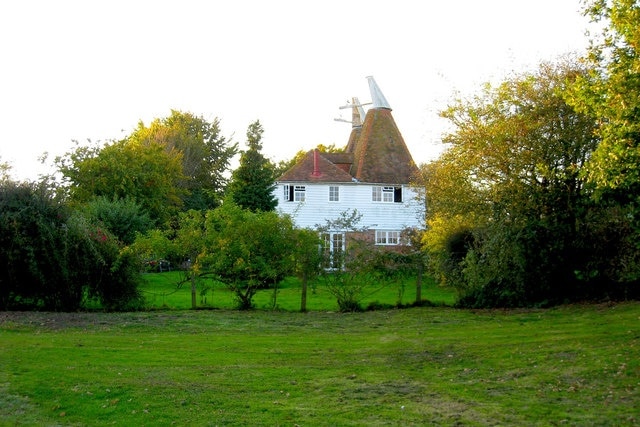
277;149;355;183
277;77;418;185
348;108;418;184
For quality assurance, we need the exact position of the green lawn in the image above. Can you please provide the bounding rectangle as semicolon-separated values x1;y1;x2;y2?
1;303;638;425
139;271;456;311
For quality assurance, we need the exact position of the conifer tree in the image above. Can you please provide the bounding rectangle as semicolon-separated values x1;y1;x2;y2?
227;120;277;212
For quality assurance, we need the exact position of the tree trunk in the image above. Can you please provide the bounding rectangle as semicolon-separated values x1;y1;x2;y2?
415;262;423;304
300;271;308;312
191;272;197;309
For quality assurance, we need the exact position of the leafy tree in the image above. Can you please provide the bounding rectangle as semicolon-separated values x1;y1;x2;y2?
291;228;323;312
65;212;144;311
0;157;11;183
0;181;75;310
315;209;373;312
81;196;153;245
569;0;640;205
201;202;297;309
0;181;142;311
56;138;185;225
227;120;277;212
566;1;640;291
127;110;237;210
428;59;600;307
171;210;208;309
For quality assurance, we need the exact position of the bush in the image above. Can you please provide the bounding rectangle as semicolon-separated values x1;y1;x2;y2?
0;181;143;311
0;181;80;310
81;196;153;245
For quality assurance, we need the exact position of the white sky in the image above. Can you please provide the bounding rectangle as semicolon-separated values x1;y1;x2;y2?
0;0;591;181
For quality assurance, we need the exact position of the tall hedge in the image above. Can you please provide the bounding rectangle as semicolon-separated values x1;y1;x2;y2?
0;181;142;311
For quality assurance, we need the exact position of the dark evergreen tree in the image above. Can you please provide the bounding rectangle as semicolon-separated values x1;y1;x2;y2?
227;120;277;212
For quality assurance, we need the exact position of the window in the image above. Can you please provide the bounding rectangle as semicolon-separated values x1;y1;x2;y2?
283;184;305;202
375;230;400;245
321;232;345;269
372;186;382;202
294;185;306;202
372;186;402;203
329;186;339;202
382;186;394;202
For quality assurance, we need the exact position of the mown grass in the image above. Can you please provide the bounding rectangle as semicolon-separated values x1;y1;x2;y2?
139;271;456;311
1;303;638;425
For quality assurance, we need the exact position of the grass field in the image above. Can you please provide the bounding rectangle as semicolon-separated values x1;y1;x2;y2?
1;302;638;425
139;271;456;311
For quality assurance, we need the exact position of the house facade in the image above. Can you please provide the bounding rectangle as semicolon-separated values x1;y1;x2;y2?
274;77;425;253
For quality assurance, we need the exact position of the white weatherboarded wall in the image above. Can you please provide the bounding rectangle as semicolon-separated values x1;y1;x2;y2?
274;182;424;230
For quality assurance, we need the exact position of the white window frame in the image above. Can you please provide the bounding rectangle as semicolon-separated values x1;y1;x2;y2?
372;186;402;203
283;184;291;201
375;230;400;245
321;232;345;269
372;186;382;202
382;186;394;202
294;185;306;202
329;186;339;202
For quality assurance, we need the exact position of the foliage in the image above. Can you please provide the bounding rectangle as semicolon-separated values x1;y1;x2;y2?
291;228;323;312
0;181;142;311
0;157;11;183
140;270;451;310
66;214;144;311
315;210;423;311
127;110;237;210
81;196;152;245
132;204;315;310
0;181;79;310
574;201;640;299
201;203;298;309
227;120;277;212
569;0;640;204
56;138;185;225
566;0;640;291
428;59;603;307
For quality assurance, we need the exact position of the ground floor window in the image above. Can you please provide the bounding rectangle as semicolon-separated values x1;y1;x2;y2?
321;232;345;269
375;230;400;245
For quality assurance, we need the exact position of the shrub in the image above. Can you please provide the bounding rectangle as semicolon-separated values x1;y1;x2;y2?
0;181;143;311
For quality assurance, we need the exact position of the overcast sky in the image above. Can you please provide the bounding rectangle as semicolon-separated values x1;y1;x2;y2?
0;0;591;181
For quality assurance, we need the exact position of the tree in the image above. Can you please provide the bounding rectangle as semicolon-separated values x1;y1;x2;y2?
81;196;153;245
0;181;142;311
565;0;640;293
227;120;277;212
172;210;207;309
427;59;601;307
127;110;237;210
316;209;374;312
56;138;185;225
0;157;11;183
291;228;323;312
569;0;640;205
201;202;298;309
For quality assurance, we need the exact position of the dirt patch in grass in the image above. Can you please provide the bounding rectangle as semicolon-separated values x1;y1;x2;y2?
0;311;176;330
